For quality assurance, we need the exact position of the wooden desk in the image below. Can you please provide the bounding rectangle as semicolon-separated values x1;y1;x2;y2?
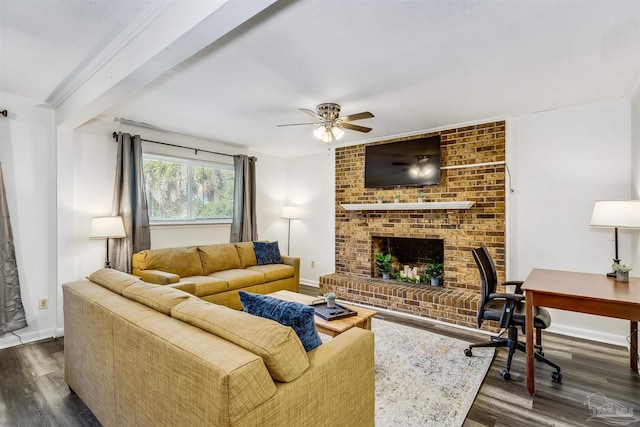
522;269;640;396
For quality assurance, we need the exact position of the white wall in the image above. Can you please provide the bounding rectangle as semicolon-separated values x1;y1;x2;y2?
510;99;632;345
630;87;640;269
0;92;57;349
56;118;290;292
284;150;336;286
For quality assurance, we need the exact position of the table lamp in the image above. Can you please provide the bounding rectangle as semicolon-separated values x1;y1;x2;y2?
90;216;126;268
589;200;640;276
281;205;299;256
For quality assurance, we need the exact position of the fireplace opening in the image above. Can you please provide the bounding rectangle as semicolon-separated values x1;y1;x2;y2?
372;236;444;280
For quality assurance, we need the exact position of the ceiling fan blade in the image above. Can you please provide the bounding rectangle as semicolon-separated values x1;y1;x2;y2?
299;108;323;121
340;112;374;122
276;122;316;127
342;122;372;133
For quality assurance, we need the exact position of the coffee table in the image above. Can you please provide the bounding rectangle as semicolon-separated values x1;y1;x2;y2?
266;290;377;337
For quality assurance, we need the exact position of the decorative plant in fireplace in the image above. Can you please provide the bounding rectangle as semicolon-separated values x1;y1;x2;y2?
424;263;444;286
375;253;393;280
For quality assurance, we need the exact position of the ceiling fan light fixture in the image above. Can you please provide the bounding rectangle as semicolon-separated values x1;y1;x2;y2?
279;103;373;142
331;126;344;140
313;126;327;140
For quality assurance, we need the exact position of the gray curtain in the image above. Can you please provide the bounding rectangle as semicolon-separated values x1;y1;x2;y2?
110;133;151;273
0;163;27;334
230;155;258;242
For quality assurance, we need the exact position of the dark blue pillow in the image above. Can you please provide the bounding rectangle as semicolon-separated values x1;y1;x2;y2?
239;291;322;352
253;241;282;265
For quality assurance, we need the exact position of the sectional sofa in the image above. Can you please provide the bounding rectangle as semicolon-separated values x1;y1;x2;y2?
131;241;299;309
63;269;375;427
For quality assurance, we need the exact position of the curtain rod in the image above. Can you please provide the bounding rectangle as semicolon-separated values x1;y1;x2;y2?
111;131;253;159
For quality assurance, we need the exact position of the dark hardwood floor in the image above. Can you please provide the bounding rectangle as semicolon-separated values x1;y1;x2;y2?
0;286;637;426
301;284;640;426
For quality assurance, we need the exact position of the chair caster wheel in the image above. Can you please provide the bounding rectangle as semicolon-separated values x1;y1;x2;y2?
464;348;472;357
500;370;511;381
551;371;562;383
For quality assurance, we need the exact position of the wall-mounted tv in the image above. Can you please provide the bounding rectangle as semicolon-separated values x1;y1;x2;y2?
364;136;441;188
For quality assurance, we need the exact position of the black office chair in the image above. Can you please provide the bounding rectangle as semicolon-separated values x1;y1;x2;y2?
464;246;562;382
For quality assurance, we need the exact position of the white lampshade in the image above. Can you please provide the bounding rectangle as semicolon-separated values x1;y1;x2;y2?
281;205;300;219
321;130;332;143
590;200;640;229
90;216;126;239
331;126;344;140
313;126;327;140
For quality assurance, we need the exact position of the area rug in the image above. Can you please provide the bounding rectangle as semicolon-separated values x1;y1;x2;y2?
371;318;494;426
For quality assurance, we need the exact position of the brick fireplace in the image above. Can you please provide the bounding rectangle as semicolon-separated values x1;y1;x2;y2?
319;121;506;329
371;236;443;280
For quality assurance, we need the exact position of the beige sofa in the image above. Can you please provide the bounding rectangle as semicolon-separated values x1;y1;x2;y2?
63;269;375;427
131;241;299;309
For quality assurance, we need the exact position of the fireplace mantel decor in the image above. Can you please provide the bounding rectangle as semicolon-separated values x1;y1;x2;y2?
341;201;475;211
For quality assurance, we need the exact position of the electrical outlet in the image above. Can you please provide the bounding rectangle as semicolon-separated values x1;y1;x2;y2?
38;298;48;310
311;260;315;268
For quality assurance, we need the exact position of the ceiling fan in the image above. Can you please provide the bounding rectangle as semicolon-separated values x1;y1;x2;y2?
278;103;374;142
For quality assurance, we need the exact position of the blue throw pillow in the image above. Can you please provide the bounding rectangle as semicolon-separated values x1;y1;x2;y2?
239;291;322;352
253;241;282;265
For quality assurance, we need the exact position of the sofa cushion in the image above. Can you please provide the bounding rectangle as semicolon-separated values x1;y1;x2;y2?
133;247;204;277
210;269;264;291
253;241;282;265
198;243;242;275
235;241;258;268
122;282;193;315
133;268;180;285
246;264;295;282
171;297;309;383
239;292;322;352
181;275;228;296
88;268;141;295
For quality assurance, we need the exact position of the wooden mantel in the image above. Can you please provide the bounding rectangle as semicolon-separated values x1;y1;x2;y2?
340;201;476;211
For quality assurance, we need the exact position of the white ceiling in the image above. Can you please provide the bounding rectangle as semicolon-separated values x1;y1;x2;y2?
1;0;639;157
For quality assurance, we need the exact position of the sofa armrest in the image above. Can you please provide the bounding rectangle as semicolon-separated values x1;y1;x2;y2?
281;256;300;292
238;327;374;426
133;268;180;285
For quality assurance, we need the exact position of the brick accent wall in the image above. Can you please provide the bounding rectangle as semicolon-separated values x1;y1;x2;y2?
321;121;506;328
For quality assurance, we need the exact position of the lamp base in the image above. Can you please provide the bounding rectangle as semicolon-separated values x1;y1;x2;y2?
104;261;112;269
606;271;616;278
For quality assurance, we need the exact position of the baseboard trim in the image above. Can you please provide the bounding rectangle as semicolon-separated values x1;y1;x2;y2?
0;328;57;350
546;324;630;349
299;279;319;287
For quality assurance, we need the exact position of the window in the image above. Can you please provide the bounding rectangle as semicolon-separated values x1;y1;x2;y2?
142;154;234;222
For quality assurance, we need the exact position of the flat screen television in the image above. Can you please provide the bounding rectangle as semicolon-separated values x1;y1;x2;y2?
364;136;441;188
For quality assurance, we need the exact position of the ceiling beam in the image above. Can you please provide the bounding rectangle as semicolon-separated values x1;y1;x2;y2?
55;0;278;130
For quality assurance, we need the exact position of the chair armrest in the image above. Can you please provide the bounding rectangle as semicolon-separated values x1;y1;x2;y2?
503;280;524;294
488;292;524;329
499;299;518;329
488;292;525;302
